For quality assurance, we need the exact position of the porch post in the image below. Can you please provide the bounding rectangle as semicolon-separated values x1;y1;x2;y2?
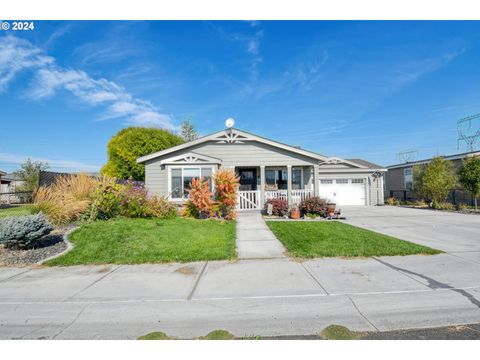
287;165;292;205
260;165;265;208
313;164;319;196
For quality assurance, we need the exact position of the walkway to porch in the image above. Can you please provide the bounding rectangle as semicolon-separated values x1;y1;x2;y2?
236;211;286;259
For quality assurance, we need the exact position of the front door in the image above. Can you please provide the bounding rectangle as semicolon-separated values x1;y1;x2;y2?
238;168;257;191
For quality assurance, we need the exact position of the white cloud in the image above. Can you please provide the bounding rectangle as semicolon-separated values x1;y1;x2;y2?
0;152;101;172
0;35;175;129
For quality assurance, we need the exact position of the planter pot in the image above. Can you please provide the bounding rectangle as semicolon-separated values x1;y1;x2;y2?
326;203;336;212
290;209;301;219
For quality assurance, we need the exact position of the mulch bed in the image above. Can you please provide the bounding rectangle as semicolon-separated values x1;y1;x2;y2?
0;225;75;266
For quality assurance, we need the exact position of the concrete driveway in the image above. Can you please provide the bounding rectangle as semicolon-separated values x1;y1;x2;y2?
343;205;480;253
0;206;479;339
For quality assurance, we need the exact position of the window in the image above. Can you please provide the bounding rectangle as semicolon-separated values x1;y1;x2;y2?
335;179;348;184
265;169;288;190
404;168;413;190
320;179;333;184
292;168;302;190
170;167;213;199
352;178;364;184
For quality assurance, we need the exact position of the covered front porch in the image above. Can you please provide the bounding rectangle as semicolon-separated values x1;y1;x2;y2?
235;165;319;210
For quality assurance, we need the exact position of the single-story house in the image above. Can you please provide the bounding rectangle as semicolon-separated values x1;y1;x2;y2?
0;172;26;204
137;127;387;210
385;150;480;204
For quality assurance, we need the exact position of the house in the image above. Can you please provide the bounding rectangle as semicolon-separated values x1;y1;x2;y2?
137;127;387;210
385;150;480;204
0;172;26;204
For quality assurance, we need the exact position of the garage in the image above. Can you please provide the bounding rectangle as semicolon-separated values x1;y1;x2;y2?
318;178;367;205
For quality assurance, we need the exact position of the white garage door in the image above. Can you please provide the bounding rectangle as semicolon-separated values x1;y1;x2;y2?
318;178;367;205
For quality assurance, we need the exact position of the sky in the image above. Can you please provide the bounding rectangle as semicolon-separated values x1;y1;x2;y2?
1;20;480;173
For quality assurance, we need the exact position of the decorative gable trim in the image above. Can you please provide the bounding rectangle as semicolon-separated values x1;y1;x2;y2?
159;152;222;165
319;157;368;168
137;128;329;163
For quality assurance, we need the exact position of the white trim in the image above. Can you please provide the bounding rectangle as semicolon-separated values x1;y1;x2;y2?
137;128;329;163
167;164;217;200
318;176;369;206
159;151;222;165
319;157;368;169
318;168;387;173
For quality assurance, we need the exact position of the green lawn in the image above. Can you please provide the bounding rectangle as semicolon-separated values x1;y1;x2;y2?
47;218;237;265
0;205;33;218
266;221;441;258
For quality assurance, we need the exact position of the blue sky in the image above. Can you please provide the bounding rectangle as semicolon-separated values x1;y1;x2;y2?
1;20;480;172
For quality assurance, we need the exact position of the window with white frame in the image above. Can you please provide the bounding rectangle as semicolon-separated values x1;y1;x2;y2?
404;168;413;190
351;178;364;184
335;179;348;184
320;179;333;184
170;167;213;199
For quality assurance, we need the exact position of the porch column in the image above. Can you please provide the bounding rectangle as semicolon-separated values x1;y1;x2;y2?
260;166;265;207
287;165;292;205
313;164;320;196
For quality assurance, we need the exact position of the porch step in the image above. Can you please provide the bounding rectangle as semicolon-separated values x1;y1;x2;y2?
236;212;286;259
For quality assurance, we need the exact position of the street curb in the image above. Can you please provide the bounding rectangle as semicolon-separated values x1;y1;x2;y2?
37;227;77;265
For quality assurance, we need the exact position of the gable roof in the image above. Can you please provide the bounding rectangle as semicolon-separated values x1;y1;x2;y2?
347;158;386;170
137;128;330;164
387;150;480;169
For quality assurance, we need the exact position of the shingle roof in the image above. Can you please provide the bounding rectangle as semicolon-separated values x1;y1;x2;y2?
346;158;385;169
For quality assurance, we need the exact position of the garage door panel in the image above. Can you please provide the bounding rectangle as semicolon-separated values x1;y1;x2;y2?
318;178;366;206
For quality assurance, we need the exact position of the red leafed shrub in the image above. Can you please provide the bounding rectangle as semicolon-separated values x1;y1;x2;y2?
299;197;327;215
214;169;240;219
187;178;214;219
265;198;289;217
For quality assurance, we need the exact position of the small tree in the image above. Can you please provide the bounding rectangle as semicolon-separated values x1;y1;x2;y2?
458;156;480;211
101;127;183;181
214;169;240;219
12;159;49;192
187;178;214;219
180;118;199;142
413;157;456;207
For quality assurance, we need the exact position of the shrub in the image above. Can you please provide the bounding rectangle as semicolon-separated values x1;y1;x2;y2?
187;178;214;219
299;196;328;215
83;178;124;221
386;197;400;206
265;198;289;217
120;182;149;218
146;196;178;219
214;169;240;220
0;213;53;249
182;200;200;218
432;202;454;211
455;203;468;211
32;173;97;225
304;212;319;219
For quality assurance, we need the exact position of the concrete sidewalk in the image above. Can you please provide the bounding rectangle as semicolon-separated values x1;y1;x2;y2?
1;253;480;339
235;211;286;259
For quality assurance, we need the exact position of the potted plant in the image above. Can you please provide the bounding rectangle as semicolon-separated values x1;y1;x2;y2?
326;203;336;218
290;205;300;219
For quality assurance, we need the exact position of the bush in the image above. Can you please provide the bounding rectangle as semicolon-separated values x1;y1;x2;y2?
432;202;454;210
214;169;240;220
187;178;214;219
83;178;124;221
386;197;400;206
0;213;53;249
32;173;97;225
120;182;149;218
265;198;289;217
146;196;178;219
182;200;200;218
299;197;328;215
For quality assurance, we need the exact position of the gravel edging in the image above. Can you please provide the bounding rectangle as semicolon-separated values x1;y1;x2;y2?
36;227;77;265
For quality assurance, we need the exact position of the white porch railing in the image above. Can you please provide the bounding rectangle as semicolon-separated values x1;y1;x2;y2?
264;189;314;204
237;189;315;210
237;190;261;210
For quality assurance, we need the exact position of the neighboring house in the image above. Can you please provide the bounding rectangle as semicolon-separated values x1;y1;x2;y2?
0;173;26;204
137;127;386;210
385;150;480;204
